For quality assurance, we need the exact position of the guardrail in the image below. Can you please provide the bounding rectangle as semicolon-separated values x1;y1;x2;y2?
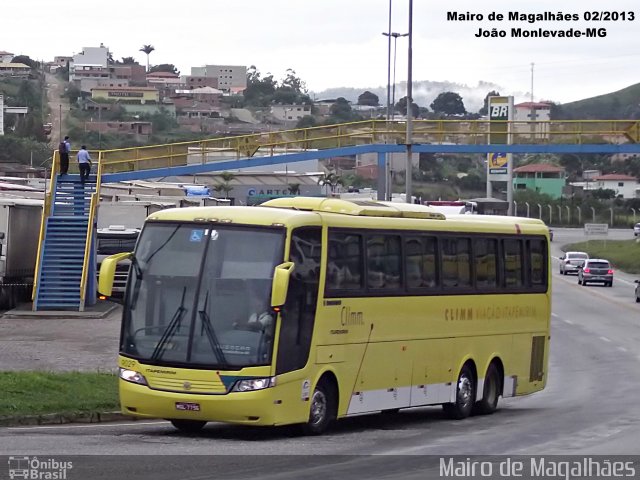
79;152;102;311
98;119;639;175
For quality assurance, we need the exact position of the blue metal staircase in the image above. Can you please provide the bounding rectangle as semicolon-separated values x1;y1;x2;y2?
33;174;97;310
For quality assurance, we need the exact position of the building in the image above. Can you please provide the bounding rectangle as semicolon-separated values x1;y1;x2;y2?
514;102;552;139
191;65;247;93
513;163;566;199
0;63;30;77
184;76;219;90
84;121;152;140
70;45;109;85
0;51;14;63
271;104;312;124
173;87;223;107
53;56;72;67
591;173;638;199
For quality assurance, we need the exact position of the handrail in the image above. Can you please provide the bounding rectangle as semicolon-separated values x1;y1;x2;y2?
31;152;58;307
79;152;102;311
98;119;639;174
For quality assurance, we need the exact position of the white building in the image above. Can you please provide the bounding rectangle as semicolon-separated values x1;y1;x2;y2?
191;65;247;93
271;104;312;124
514;101;552;139
0;51;14;63
70;45;109;84
592;173;638;199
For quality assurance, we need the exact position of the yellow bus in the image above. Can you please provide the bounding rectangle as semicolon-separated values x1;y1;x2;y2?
99;197;550;434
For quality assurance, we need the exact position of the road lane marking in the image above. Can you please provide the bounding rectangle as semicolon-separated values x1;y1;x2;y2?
551;313;559;318
599;336;611;343
7;421;164;431
564;319;574;325
617;346;628;352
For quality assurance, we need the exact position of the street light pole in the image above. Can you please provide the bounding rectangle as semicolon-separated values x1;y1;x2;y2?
390;32;409;119
385;0;392;123
405;0;413;203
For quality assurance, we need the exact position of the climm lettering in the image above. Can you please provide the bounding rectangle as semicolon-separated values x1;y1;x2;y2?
341;306;364;326
445;308;473;321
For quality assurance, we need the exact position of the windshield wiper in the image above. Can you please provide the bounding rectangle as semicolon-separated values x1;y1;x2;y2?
150;287;187;361
198;292;230;369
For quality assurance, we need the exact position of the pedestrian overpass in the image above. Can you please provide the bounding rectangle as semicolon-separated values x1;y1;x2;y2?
31;118;640;310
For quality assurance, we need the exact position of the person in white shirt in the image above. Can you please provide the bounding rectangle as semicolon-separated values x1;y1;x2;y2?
76;145;93;184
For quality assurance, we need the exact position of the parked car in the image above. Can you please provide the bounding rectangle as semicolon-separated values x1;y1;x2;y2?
578;259;614;287
635;280;640;302
634;223;640;237
559;251;589;275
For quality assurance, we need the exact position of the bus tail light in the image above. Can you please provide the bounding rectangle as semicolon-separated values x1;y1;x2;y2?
232;377;276;392
119;368;148;386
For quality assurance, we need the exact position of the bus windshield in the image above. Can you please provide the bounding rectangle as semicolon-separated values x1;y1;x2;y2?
122;222;285;370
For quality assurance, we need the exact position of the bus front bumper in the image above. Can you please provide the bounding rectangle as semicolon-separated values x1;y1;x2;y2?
120;379;282;426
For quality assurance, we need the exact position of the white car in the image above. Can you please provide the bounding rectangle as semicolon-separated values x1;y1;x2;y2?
559;251;589;275
634;223;640;237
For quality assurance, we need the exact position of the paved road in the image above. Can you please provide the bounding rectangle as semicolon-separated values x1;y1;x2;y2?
1;228;639;478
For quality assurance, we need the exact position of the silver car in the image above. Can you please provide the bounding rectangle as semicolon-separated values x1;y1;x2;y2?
578;259;614;287
634;223;640;237
559;251;589;275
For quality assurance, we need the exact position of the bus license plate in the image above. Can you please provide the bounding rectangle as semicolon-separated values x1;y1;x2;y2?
175;402;200;412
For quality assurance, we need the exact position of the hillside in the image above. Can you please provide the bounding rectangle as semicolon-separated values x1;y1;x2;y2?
555;82;640;119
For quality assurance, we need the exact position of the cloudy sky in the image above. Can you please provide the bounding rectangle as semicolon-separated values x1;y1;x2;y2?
7;0;640;104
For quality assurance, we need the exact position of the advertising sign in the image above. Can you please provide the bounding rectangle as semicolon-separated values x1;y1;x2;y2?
487;96;513;182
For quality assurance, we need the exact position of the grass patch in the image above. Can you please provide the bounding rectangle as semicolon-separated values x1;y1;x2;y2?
0;371;118;417
563;239;640;274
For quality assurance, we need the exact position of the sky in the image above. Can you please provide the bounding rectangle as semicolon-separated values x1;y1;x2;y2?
6;0;640;106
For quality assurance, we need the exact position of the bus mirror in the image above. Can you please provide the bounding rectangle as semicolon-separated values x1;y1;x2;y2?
271;262;295;307
99;252;133;297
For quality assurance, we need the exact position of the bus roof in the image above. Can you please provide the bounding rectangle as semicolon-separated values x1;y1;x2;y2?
146;198;549;236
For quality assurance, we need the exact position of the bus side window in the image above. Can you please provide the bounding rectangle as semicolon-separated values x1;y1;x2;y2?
366;234;401;290
442;237;471;288
405;236;438;290
474;238;498;289
528;238;547;287
326;232;363;292
503;239;524;288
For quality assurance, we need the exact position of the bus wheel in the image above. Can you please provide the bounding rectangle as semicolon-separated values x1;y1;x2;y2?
443;365;475;420
170;419;207;433
474;363;500;415
301;379;337;435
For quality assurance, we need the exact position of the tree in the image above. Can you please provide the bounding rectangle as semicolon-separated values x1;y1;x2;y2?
296;115;316;129
280;68;307;94
430;92;466;115
287;183;301;195
395;96;419;118
139;44;155;72
357;91;379;106
591;188;616;200
119;57;137;65
11;55;37;69
243;66;277;107
479;90;500;116
149;64;179;75
317;170;344;195
213;172;236;199
329;97;354;122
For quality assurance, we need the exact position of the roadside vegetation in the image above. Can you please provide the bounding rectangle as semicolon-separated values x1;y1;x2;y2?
562;239;640;274
0;371;118;417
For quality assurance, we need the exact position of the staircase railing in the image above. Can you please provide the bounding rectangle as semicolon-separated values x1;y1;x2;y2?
79;152;102;311
31;152;58;307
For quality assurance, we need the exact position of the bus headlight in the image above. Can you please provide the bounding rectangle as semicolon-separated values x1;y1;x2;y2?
232;377;276;392
119;368;148;386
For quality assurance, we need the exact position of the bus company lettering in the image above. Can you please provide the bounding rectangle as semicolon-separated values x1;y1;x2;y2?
341;306;364;326
445;306;537;321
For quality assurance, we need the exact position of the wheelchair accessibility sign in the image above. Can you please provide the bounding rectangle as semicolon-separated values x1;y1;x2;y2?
190;229;204;242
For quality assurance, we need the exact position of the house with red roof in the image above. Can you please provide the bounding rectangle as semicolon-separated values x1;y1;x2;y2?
513;163;566;199
591;173;638;199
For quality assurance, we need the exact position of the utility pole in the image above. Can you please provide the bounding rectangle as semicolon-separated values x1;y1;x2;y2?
405;0;413;203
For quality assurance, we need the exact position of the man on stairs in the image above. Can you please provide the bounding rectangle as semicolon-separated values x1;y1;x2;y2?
76;146;93;184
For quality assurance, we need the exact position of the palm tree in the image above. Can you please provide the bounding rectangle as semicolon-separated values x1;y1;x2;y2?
317;170;344;196
213;171;236;199
139;45;155;72
287;183;301;195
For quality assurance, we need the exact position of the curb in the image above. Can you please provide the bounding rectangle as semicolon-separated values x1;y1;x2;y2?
0;411;138;428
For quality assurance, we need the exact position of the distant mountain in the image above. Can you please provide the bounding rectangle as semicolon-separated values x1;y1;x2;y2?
554;82;640;119
312;80;528;113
